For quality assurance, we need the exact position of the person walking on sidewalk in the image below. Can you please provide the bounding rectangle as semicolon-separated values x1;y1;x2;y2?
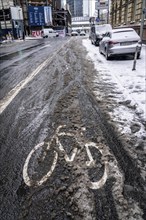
22;32;25;41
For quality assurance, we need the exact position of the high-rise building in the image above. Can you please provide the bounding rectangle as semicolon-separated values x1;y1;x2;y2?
67;0;83;17
83;0;90;17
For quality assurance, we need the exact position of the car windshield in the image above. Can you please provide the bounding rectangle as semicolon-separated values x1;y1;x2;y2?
112;30;139;39
95;24;112;34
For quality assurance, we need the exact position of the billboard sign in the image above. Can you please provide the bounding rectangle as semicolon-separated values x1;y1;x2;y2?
28;6;52;26
10;6;23;20
32;30;42;37
28;6;45;26
44;6;52;25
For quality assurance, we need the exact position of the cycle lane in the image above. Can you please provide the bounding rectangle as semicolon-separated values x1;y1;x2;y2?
0;38;145;220
20;39;144;220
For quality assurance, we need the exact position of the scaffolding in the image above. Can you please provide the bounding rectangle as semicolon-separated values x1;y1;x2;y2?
52;8;71;34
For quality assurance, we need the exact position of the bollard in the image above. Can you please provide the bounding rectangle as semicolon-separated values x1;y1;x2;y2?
132;45;139;71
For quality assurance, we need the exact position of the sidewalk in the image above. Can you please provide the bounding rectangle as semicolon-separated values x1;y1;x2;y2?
0;36;43;43
0;37;44;57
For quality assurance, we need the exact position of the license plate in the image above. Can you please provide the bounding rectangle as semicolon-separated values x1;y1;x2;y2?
120;42;133;46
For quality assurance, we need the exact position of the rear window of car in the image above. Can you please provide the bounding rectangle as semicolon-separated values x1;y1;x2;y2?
95;24;112;34
112;30;139;39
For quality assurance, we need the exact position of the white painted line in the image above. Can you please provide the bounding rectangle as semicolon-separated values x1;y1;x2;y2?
0;60;48;114
85;142;108;190
0;39;71;114
89;162;108;190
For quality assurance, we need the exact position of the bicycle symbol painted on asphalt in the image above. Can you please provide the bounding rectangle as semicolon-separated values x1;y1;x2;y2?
23;125;109;189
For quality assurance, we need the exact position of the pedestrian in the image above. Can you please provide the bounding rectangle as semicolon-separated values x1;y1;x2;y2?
22;32;25;41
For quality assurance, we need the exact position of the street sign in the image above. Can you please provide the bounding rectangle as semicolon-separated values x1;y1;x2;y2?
95;0;109;10
44;6;52;25
10;6;23;20
96;17;100;22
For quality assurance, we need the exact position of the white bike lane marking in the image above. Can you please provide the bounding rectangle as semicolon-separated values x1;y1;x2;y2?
0;39;71;114
22;125;109;189
23;141;58;187
23;126;143;219
85;142;108;190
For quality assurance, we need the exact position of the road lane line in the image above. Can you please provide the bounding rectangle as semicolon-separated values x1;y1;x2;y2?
0;39;71;114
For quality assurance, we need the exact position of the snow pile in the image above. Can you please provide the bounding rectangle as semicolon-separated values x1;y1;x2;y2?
82;38;146;148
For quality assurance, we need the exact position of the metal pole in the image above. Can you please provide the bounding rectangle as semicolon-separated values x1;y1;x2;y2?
98;9;100;19
132;45;140;71
140;0;145;40
107;0;110;23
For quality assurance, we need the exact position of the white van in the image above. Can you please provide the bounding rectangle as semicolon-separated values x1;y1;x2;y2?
42;28;59;38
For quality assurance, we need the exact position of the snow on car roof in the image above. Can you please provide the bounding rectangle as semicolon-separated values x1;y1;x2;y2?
110;28;140;39
112;28;135;33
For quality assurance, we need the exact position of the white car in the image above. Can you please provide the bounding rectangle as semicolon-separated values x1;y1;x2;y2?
99;28;142;60
71;31;78;36
80;31;86;36
42;28;59;38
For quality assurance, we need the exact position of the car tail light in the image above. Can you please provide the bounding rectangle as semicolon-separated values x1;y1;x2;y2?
109;40;119;46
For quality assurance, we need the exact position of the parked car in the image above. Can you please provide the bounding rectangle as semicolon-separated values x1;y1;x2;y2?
42;28;59;38
90;24;112;46
99;28;142;60
71;31;79;36
80;31;86;36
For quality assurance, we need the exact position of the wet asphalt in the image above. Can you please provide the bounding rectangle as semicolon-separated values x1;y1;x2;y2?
0;37;145;220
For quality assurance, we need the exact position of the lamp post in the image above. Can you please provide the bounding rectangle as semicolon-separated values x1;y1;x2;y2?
140;0;146;40
107;0;110;24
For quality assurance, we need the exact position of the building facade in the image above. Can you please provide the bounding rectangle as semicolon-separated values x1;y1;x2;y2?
83;0;90;17
67;0;83;17
71;16;90;33
0;0;71;39
110;0;146;40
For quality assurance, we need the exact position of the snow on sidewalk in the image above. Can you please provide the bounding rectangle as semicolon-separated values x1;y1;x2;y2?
82;39;146;150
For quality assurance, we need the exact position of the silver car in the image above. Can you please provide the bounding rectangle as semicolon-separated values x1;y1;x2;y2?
71;31;78;36
99;28;142;60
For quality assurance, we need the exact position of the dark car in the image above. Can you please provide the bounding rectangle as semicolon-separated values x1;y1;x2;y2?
90;24;112;46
